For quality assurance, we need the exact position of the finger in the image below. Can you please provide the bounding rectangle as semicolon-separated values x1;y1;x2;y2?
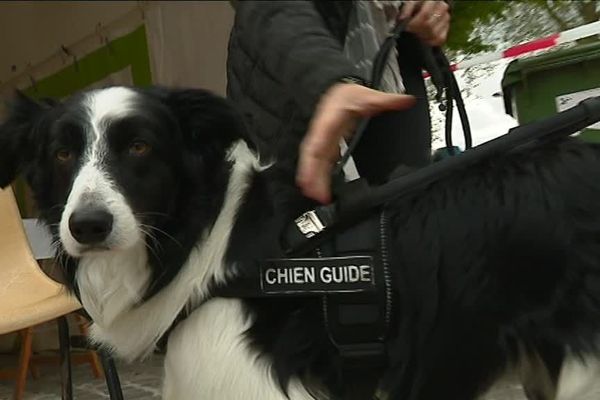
297;126;340;204
297;88;416;203
356;92;417;117
297;106;347;203
296;152;334;204
302;116;345;162
406;0;437;33
428;15;450;46
297;92;415;202
419;11;450;46
313;91;415;152
428;1;450;31
398;1;421;20
307;106;349;143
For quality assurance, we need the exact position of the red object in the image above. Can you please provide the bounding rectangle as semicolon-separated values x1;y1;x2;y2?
503;33;559;58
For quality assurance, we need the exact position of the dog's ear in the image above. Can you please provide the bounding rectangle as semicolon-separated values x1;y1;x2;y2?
150;87;250;156
0;91;46;188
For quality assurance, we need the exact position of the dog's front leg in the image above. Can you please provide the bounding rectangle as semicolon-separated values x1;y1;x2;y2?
162;298;316;400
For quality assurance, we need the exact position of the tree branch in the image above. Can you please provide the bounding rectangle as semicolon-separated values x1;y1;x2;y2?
541;1;570;30
577;1;600;24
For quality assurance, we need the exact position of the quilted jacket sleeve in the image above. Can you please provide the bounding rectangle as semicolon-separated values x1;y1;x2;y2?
231;1;357;116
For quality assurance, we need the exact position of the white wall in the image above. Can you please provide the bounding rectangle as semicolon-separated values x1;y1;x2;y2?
146;1;235;95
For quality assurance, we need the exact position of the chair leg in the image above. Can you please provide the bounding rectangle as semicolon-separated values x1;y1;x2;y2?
76;315;103;378
57;316;73;400
86;349;104;379
99;349;124;400
73;311;124;399
14;327;33;400
29;363;40;380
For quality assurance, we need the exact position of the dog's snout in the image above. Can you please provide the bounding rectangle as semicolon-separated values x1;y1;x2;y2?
69;208;114;245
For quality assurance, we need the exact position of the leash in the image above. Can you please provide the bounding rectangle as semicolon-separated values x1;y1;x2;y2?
213;20;476;400
332;20;472;182
285;15;600;255
285;95;600;256
213;16;600;400
284;18;472;257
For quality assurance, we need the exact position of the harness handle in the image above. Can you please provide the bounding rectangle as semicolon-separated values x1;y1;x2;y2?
285;96;600;256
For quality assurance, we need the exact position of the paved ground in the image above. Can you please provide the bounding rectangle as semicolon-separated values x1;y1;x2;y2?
0;354;163;400
0;352;530;400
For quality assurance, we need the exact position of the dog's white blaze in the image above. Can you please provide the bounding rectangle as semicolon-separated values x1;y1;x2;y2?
86;87;138;136
86;86;137;167
59;87;141;256
163;298;315;400
85;141;263;363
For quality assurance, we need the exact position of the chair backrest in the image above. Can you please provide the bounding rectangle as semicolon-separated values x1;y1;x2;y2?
0;186;81;334
0;186;61;305
0;186;39;264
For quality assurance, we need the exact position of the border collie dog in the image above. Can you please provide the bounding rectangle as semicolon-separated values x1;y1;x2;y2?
2;86;600;400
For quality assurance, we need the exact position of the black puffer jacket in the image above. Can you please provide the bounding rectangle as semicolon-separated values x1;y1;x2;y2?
227;1;433;184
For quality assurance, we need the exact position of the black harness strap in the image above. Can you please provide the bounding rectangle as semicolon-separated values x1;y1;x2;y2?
208;14;600;400
212;206;393;400
317;210;393;400
283;97;600;259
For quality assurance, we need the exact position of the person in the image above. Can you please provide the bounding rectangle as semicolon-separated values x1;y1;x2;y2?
227;1;451;204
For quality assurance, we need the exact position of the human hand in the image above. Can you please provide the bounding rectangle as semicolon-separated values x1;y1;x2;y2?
297;83;416;204
399;1;451;47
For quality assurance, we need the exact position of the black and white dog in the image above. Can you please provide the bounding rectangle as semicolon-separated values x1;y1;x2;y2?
1;86;600;400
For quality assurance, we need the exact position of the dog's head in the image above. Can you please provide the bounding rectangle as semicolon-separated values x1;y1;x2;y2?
0;86;247;275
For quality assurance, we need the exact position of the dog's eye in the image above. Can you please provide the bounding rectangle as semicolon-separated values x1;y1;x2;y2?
55;149;73;163
129;141;151;157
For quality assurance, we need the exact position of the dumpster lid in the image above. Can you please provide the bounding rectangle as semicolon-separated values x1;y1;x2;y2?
501;41;600;115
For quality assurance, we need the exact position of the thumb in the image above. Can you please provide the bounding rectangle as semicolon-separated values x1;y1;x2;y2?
398;0;420;20
357;90;417;117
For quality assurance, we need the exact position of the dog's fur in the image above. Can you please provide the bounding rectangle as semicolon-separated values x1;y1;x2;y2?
2;86;600;400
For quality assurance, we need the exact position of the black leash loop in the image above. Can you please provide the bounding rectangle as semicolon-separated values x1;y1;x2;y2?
332;21;409;180
332;19;472;190
436;47;472;149
286;96;600;256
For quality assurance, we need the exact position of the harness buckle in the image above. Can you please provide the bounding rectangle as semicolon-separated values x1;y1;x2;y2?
294;210;326;238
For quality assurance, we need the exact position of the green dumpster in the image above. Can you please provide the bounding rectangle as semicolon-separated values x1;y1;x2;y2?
501;41;600;143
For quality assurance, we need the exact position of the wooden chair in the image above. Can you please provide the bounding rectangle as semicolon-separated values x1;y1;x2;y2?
28;314;105;381
0;186;82;399
0;186;125;400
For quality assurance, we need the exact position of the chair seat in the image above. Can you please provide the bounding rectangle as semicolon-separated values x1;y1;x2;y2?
0;276;80;334
0;187;81;335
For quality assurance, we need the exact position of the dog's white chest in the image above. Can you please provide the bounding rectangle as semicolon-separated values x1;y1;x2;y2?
76;243;150;328
162;298;316;400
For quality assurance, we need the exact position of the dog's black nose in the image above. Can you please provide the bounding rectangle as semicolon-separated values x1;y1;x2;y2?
69;208;113;245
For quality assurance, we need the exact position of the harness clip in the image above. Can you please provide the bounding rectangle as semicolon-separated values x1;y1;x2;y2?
294;210;326;238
